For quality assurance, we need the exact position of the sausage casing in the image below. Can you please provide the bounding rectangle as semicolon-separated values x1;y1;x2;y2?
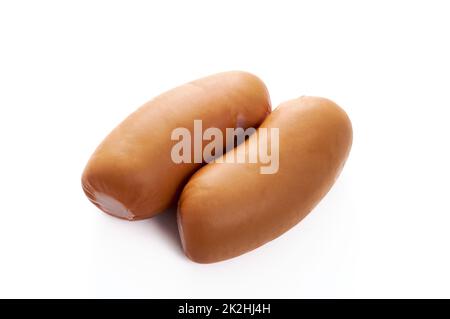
82;71;271;220
178;96;352;263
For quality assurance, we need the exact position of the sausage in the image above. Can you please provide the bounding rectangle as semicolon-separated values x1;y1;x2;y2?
82;71;271;220
177;96;352;263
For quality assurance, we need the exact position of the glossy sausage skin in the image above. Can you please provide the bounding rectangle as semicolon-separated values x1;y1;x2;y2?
82;71;271;220
178;96;352;263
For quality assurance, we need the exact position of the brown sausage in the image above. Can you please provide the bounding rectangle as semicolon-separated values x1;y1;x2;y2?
177;96;352;263
82;71;271;220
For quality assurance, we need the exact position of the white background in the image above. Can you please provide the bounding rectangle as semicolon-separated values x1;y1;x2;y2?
1;1;449;298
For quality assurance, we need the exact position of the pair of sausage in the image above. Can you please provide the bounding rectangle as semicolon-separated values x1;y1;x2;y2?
82;71;352;263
